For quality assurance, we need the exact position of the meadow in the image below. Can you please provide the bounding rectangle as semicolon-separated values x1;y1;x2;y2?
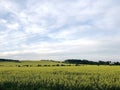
0;61;120;90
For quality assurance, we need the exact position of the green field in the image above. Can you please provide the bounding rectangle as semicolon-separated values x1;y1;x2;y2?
0;60;66;67
0;61;120;90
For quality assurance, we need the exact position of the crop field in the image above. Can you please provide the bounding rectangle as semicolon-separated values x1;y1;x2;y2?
0;61;120;90
0;60;65;67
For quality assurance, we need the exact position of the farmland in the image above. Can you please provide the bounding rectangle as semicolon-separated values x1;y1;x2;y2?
0;61;120;90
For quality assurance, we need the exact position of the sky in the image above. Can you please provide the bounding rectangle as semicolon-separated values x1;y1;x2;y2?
0;0;120;61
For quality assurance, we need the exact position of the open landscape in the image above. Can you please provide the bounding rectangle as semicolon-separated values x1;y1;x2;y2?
0;0;120;90
0;59;120;90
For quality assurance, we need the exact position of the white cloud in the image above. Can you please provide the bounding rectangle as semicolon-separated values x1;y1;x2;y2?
0;0;120;61
25;24;47;34
7;23;20;30
94;5;120;30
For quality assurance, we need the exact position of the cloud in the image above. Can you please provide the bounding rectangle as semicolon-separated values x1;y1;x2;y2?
0;0;120;61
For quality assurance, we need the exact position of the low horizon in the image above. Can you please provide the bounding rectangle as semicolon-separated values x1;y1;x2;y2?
0;0;120;61
0;58;120;62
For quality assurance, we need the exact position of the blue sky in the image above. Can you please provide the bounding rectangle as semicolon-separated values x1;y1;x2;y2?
0;0;120;61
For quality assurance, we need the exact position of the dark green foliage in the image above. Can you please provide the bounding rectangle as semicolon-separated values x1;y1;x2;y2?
0;59;20;62
64;59;120;65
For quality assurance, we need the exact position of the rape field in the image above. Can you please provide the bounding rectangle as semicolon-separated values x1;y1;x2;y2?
0;61;120;90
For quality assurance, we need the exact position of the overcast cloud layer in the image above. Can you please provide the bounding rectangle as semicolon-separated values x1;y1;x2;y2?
0;0;120;61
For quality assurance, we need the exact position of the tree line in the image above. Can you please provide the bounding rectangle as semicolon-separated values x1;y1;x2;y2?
0;58;119;65
0;59;20;62
64;59;120;65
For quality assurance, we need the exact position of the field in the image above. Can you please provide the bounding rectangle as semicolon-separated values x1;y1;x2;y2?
0;61;120;90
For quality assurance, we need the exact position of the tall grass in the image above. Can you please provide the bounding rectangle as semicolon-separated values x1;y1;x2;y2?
0;65;120;90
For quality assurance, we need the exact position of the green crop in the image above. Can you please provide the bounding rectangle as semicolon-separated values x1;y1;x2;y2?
0;64;120;90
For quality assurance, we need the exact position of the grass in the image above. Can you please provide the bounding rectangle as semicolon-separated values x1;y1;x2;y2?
0;61;120;90
0;60;66;67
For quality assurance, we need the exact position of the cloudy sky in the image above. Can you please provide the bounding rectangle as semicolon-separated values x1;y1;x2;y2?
0;0;120;61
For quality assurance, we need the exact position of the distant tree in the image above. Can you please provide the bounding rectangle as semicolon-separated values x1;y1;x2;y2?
0;58;20;62
114;62;120;65
56;64;60;66
64;59;119;65
37;64;42;67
